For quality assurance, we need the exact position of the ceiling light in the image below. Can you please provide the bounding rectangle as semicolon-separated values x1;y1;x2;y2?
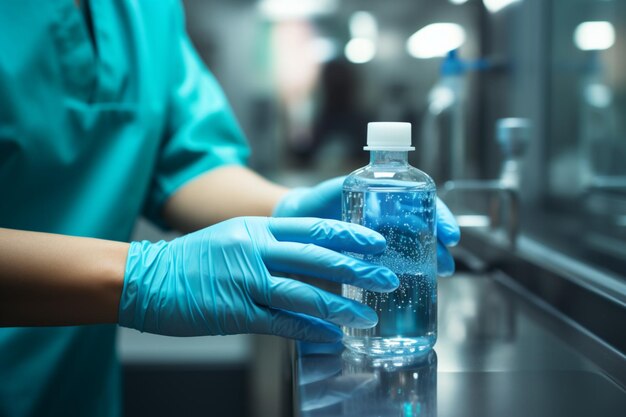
483;0;521;13
574;21;615;51
345;38;376;64
258;0;337;21
406;23;466;59
349;11;378;40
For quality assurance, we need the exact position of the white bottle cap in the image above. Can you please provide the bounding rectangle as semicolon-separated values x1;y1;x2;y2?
364;122;415;151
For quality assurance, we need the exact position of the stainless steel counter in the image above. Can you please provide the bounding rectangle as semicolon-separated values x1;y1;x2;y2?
292;274;626;417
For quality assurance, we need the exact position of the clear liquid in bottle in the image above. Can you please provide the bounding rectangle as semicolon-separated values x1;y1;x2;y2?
342;122;437;357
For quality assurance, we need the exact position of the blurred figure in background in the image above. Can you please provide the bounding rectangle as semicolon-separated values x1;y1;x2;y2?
313;59;372;167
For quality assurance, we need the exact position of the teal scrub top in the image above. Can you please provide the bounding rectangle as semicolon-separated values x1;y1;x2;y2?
0;1;249;416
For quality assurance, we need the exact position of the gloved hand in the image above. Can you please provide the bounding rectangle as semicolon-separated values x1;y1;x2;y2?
118;217;399;342
273;177;461;276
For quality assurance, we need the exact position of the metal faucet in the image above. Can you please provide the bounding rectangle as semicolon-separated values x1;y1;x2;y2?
439;118;531;249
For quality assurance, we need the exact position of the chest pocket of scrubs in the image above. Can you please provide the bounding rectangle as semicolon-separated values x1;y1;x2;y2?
54;0;154;161
51;1;100;105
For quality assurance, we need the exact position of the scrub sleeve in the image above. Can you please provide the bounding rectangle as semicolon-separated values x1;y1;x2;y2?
143;4;249;226
0;2;249;417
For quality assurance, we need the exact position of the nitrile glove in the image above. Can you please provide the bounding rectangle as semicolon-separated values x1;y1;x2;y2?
118;217;399;342
273;177;461;276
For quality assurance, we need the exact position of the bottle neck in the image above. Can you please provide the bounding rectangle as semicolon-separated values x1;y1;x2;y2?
369;150;409;166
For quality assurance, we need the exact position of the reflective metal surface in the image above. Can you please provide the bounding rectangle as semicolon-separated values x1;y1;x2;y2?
293;274;626;417
440;118;530;250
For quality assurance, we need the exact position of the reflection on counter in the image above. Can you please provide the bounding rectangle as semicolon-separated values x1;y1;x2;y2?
298;344;436;417
439;276;515;344
293;274;626;417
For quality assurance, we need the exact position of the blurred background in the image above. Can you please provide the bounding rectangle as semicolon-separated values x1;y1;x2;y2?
120;0;626;416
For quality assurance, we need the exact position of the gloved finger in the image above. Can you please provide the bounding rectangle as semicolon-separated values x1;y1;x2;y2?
308;176;345;220
272;176;345;219
263;241;399;292
262;277;379;329
254;308;343;343
268;217;386;255
437;198;460;247
437;241;455;277
316;176;346;195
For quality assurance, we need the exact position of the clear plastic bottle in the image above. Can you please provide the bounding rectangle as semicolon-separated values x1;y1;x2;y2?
342;122;437;357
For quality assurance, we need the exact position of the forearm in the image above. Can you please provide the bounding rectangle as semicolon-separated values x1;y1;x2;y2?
162;165;289;233
0;228;128;326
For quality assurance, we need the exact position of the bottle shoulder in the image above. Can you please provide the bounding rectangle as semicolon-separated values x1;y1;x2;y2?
344;164;436;191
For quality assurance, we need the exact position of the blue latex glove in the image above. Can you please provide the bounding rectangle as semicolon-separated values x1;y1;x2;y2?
274;177;461;276
119;217;399;342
